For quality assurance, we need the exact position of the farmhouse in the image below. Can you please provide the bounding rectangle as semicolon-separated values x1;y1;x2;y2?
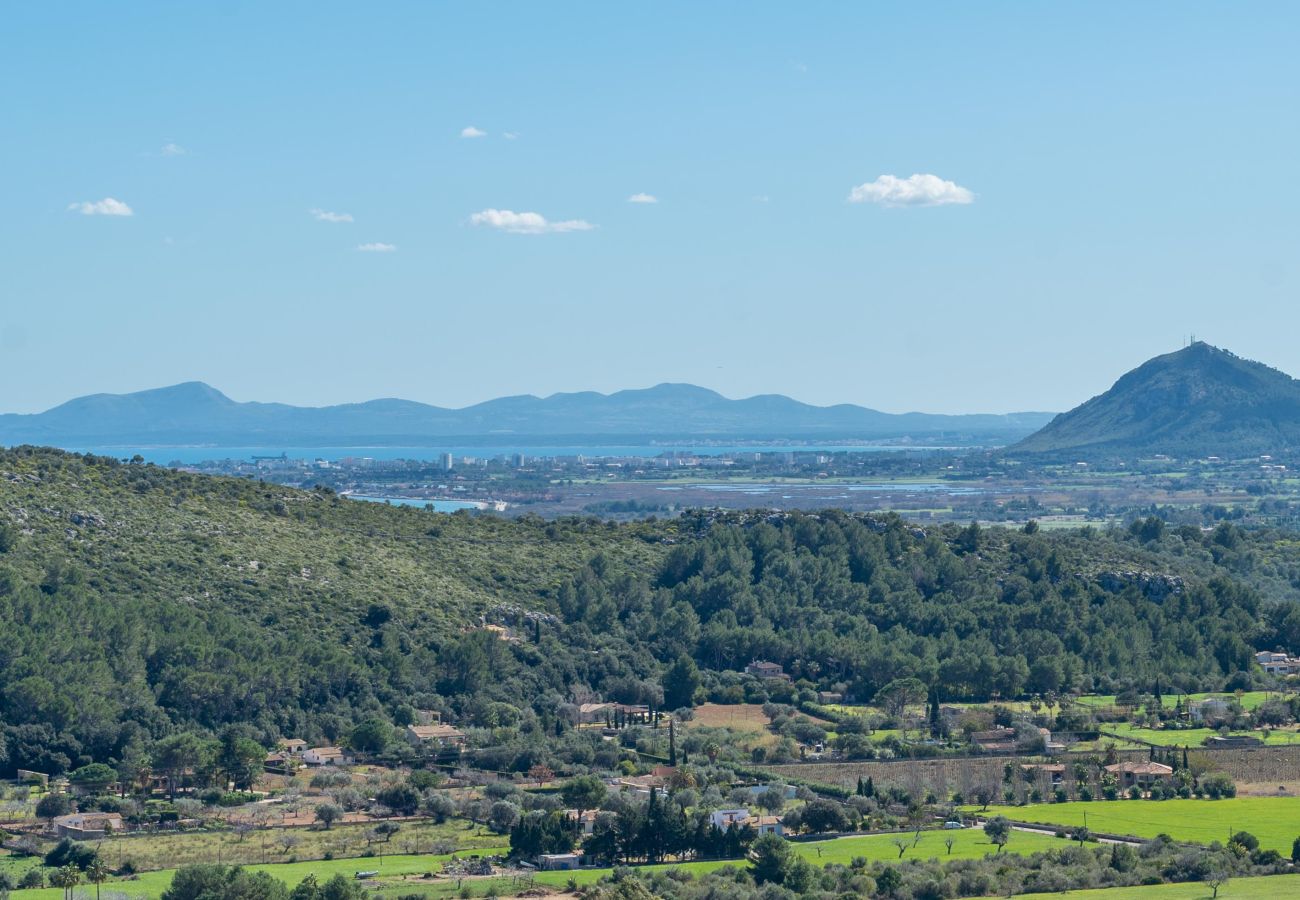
970;727;1018;754
51;812;124;839
277;738;308;755
612;773;667;796
576;702;614;724
744;660;790;681
1256;650;1300;676
565;808;600;835
1188;698;1232;724
303;746;353;766
1104;761;1174;789
745;814;784;836
1020;763;1066;786
406;723;467;748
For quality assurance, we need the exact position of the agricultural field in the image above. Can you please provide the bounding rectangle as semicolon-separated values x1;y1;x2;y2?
985;797;1300;853
1019;874;1300;899
4;828;1067;900
687;703;782;748
1075;692;1279;712
373;827;1066;897
1101;723;1300;747
12;848;506;900
37;817;503;874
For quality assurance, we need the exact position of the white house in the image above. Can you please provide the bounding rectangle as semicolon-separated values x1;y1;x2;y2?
710;808;751;830
1188;697;1232;723
1256;650;1300;676
303;746;353;766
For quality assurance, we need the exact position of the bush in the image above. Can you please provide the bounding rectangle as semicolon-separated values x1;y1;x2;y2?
1201;773;1237;799
44;837;99;870
35;793;73;820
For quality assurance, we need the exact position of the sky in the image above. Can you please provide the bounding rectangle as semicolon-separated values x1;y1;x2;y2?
3;2;1299;415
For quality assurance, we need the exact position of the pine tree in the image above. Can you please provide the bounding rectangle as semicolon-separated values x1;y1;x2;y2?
668;719;677;766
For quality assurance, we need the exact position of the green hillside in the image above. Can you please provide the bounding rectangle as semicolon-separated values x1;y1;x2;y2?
0;446;670;772
2;446;1300;776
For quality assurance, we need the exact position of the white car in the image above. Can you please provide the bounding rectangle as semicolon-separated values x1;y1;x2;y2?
943;820;964;829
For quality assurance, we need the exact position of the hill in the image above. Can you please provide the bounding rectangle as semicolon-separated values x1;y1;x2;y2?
2;446;1299;778
0;382;1055;446
7;450;1300;780
1008;342;1300;459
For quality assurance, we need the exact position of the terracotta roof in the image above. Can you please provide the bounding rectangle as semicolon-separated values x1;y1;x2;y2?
408;724;465;739
1105;761;1173;775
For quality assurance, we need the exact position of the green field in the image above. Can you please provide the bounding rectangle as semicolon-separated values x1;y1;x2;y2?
12;848;506;900
1102;722;1300;747
988;797;1300;853
6;829;1065;899
370;827;1065;896
1020;874;1300;899
1076;692;1278;712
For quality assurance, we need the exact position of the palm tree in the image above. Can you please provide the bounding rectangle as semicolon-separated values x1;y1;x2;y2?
52;864;82;900
86;859;111;900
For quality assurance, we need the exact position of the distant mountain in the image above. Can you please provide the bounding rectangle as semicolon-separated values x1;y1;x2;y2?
1008;342;1300;459
0;382;1055;447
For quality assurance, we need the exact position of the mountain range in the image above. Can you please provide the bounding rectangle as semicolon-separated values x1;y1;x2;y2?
0;382;1056;447
1008;342;1300;459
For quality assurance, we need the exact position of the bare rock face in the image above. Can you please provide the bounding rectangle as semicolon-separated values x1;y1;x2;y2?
1094;571;1184;600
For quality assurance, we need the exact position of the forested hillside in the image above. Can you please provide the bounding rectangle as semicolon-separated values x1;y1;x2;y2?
2;446;1299;777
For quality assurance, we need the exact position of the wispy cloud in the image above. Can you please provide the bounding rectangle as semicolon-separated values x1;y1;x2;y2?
460;126;487;138
310;208;354;223
68;198;133;216
503;131;519;140
161;142;186;156
627;193;658;204
357;242;396;252
848;173;974;207
470;209;595;235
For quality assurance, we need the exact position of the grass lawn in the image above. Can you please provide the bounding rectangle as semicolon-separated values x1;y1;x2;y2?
983;797;1300;853
1019;874;1300;899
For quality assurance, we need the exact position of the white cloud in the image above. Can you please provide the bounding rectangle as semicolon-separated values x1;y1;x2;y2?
848;173;974;207
460;126;487;138
161;142;186;156
357;242;396;252
503;131;519;140
470;209;595;234
310;208;354;223
68;198;133;216
627;193;658;204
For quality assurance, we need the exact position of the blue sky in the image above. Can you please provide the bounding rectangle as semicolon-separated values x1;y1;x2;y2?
3;2;1299;415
